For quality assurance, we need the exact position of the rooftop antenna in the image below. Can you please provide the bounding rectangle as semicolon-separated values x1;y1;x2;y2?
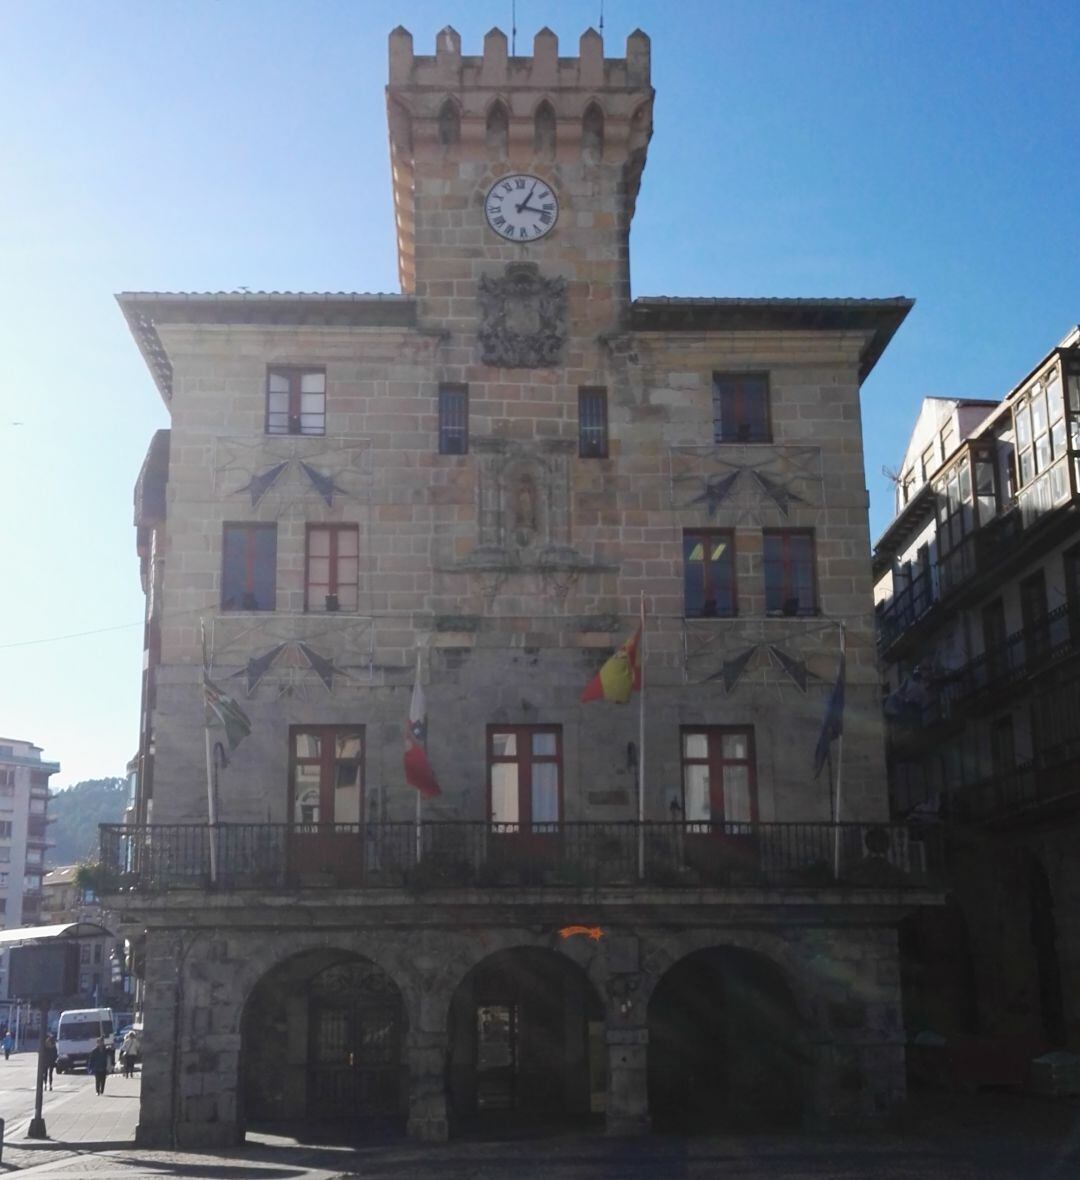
599;0;604;34
511;0;516;54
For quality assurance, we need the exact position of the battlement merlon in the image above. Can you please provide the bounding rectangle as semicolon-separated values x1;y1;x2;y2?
388;25;651;97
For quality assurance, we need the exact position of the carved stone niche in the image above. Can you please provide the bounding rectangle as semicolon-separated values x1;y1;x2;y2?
453;439;603;578
477;262;567;368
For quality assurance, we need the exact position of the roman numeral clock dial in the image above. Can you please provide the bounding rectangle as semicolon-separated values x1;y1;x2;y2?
484;173;559;241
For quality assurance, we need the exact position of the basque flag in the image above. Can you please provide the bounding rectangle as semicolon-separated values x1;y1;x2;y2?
404;678;441;798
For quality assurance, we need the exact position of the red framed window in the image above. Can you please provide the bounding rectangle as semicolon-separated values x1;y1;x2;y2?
578;387;609;458
681;727;757;825
713;373;771;444
683;530;736;617
439;384;469;454
305;525;359;612
221;524;276;611
266;367;326;436
763;529;817;616
488;726;562;831
289;726;364;826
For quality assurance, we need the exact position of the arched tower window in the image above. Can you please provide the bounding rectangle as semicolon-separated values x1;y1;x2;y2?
486;100;509;155
438;99;460;147
582;102;604;163
534;101;556;158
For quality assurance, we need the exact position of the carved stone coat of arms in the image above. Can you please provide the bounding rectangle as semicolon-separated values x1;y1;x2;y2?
477;262;567;368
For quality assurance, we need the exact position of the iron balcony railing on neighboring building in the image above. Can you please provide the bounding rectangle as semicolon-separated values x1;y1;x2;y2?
100;819;942;894
876;506;1024;653
942;602;1079;713
952;747;1080;824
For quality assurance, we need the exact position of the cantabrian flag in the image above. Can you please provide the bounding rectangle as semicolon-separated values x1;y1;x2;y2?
404;677;442;798
580;626;642;704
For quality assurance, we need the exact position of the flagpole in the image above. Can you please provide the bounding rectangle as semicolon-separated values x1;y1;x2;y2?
201;620;219;886
637;591;646;881
415;647;423;869
832;623;846;878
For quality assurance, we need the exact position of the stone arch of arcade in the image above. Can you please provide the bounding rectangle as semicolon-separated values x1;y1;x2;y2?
445;944;605;1131
236;941;410;1134
643;939;810;1133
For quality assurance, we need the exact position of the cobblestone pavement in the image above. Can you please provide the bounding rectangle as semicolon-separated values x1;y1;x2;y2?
0;1053;1077;1178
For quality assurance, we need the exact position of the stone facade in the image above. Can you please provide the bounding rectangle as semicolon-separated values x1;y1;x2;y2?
116;26;931;1146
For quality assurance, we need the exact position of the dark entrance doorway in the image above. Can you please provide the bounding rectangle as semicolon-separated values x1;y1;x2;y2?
240;950;406;1135
448;947;604;1133
647;947;804;1132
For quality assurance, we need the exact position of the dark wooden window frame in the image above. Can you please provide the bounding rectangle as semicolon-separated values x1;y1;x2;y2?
680;725;759;824
713;372;771;444
683;528;737;618
486;724;563;829
266;366;326;436
578;386;609;458
287;725;365;827
221;523;277;612
438;384;469;455
763;529;817;617
305;523;360;613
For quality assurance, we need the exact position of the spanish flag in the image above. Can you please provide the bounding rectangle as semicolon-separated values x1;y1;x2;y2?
580;626;642;704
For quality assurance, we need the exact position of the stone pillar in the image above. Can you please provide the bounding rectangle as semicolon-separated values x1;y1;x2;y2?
406;1027;450;1142
134;932;179;1146
605;1026;650;1135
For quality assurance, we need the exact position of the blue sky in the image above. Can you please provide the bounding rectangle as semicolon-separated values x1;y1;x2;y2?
1;0;1076;788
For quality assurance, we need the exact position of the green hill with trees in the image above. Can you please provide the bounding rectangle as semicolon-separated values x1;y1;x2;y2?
48;777;127;867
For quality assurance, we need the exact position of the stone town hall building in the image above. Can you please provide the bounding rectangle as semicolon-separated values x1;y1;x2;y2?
110;26;937;1146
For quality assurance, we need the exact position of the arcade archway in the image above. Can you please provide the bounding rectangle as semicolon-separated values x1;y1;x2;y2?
647;946;805;1132
447;947;604;1131
240;949;407;1133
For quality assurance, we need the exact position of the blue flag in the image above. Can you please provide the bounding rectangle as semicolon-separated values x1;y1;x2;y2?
813;653;845;778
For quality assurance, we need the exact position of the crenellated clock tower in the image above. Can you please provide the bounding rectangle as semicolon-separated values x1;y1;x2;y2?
386;25;653;354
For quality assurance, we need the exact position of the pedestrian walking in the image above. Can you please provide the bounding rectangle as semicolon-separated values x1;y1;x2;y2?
121;1028;138;1078
42;1034;58;1089
88;1036;109;1095
2;1030;13;1060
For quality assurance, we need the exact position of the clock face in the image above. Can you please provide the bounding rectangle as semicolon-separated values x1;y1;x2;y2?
484;173;559;242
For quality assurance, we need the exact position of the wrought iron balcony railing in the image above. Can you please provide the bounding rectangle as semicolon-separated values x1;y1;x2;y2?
952;748;1080;823
100;819;941;894
943;601;1079;712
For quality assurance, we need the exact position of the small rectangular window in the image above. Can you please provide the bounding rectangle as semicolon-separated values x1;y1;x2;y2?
683;530;737;618
578;387;609;458
763;530;817;616
222;524;277;611
713;373;770;444
439;384;469;455
306;525;359;613
266;367;326;436
0;822;11;838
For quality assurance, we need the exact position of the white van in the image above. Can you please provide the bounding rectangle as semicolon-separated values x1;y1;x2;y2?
56;1007;115;1073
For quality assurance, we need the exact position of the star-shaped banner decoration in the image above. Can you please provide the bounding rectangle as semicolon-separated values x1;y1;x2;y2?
752;470;809;516
688;471;740;517
707;645;758;693
244;643;286;692
297;642;338;690
234;461;288;507
768;644;808;692
300;462;348;507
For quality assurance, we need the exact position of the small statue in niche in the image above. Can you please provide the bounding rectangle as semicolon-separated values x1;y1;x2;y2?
513;477;538;547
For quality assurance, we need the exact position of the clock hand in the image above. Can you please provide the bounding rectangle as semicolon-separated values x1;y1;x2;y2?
515;182;538;213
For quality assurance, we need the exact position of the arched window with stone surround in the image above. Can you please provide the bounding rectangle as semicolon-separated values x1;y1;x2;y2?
486;100;509;155
581;101;604;163
438;98;461;146
534;100;556;158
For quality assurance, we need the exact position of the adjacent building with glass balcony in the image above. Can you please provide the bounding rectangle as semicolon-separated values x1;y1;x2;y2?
874;325;1080;1060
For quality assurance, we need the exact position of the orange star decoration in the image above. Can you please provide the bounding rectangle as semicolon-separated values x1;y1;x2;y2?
557;925;605;942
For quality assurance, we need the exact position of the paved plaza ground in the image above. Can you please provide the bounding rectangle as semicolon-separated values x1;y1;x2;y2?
0;1051;1076;1177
